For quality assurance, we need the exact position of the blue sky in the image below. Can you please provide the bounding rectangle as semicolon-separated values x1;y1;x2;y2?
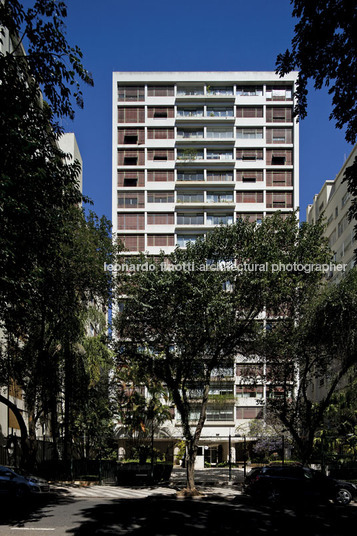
57;0;353;223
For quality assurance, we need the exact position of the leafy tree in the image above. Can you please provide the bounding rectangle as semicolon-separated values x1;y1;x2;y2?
276;0;357;144
261;267;357;463
114;214;330;493
112;363;172;463
276;1;357;257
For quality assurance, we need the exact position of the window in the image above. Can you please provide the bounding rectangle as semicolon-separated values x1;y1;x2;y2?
177;129;204;139
266;86;293;101
342;191;350;207
207;192;234;203
147;128;174;139
236;407;263;419
266;107;293;123
206;107;234;117
177;235;199;247
266;171;293;187
236;191;264;203
177;86;204;96
209;384;234;396
118;128;145;145
117;234;145;252
147;85;174;96
236;106;263;118
118;107;145;123
266;128;292;144
338;215;349;237
177;149;204;160
236;86;263;96
118;149;144;166
118;85;144;101
206;407;234;421
206;214;233;225
236;170;263;182
236;386;263;398
329;229;336;246
118;192;145;208
147;213;174;225
147;170;174;182
237;128;263;139
177;192;204;203
206;150;233;160
117;213;144;230
177;172;204;181
147;107;174;119
266;192;293;208
147;235;175;246
177;108;204;117
147;149;174;161
207;85;233;95
266;150;292;165
118;171;145;187
237;149;263;161
147;192;174;203
207;171;233;182
207;128;233;139
177;213;204;225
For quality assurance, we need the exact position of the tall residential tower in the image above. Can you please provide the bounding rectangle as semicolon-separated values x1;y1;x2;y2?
112;72;299;465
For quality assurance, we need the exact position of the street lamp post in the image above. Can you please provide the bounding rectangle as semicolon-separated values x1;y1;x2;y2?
282;433;285;466
243;435;247;478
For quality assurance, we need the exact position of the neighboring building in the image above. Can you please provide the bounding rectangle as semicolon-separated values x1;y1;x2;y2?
112;71;299;465
58;133;83;193
307;144;357;403
306;144;357;283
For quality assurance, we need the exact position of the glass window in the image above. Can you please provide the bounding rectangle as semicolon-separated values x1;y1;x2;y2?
207;150;233;160
207;128;233;139
177;86;204;96
177;235;199;247
236;86;263;96
207;107;234;117
177;213;204;225
177;108;204;117
207;192;233;203
237;128;263;139
207;214;233;225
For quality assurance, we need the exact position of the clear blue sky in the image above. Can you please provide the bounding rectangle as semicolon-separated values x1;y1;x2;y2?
57;0;353;223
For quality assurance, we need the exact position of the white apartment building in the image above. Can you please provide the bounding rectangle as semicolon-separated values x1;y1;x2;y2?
112;71;299;465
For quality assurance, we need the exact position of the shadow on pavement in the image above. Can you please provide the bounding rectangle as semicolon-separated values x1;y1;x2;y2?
64;492;357;536
0;490;75;527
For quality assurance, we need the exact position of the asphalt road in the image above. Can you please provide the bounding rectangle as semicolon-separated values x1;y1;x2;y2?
0;488;357;535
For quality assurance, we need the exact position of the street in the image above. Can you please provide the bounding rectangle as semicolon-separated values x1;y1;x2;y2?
0;485;356;535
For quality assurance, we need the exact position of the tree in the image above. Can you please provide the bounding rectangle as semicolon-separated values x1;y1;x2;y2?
114;213;331;493
261;267;357;463
0;1;98;466
276;1;357;257
276;0;357;144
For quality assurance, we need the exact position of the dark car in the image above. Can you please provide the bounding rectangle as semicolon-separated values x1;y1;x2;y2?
243;464;357;506
0;465;50;499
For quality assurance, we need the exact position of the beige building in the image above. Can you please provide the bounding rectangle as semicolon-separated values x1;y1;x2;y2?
306;144;356;402
306;145;357;283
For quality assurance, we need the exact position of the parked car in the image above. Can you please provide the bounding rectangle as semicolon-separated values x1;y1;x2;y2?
0;465;50;498
243;464;357;506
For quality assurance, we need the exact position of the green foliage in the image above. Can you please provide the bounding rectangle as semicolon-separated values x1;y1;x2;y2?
276;0;357;144
114;213;331;486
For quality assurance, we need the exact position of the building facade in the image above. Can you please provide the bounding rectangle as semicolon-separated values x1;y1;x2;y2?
112;71;299;464
306;144;357;404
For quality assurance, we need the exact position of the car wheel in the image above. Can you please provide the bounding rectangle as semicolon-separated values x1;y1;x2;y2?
266;486;282;505
334;488;352;506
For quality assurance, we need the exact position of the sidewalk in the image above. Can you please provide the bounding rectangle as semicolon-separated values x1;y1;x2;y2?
169;467;245;488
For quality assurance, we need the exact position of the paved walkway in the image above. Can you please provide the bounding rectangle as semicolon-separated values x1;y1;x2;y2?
51;468;244;499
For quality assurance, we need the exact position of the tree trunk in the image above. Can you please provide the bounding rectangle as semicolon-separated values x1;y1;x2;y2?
186;440;198;491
